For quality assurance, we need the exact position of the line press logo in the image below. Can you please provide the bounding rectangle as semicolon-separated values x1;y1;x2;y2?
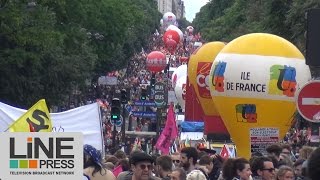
0;132;83;180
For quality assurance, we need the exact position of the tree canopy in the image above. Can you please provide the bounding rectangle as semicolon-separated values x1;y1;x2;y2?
192;0;320;52
0;0;161;108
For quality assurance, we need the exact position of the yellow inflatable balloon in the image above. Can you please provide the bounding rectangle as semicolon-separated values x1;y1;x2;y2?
209;33;311;159
188;42;225;116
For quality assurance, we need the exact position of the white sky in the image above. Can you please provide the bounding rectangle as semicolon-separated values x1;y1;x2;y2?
184;0;210;22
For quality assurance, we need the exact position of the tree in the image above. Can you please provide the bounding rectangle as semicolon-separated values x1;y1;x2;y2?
0;0;160;107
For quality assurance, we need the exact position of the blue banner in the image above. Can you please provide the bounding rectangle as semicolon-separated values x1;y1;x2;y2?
131;111;157;118
181;121;204;132
133;101;156;106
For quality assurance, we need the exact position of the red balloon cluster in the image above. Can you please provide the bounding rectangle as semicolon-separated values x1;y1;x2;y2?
146;51;167;73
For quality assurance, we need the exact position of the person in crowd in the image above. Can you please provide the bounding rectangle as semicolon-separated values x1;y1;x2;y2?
113;159;130;177
222;157;252;180
250;156;275;180
266;144;282;168
105;155;119;166
83;144;116;180
281;144;293;160
117;151;158;180
186;169;207;180
171;152;181;168
307;147;320;180
293;159;304;180
114;149;127;160
279;154;293;168
155;155;173;180
198;155;213;179
298;146;314;160
180;147;198;173
210;154;224;180
169;168;187;180
118;158;130;171
198;151;208;159
276;166;294;180
105;162;115;171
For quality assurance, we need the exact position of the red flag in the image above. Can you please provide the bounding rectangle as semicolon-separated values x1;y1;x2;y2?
220;144;230;158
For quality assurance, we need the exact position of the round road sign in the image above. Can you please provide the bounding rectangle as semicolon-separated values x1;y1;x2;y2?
296;80;320;123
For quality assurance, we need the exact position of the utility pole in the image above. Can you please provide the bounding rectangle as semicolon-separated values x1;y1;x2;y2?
120;89;128;144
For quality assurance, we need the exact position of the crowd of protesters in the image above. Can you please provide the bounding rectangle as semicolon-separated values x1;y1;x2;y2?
83;141;320;180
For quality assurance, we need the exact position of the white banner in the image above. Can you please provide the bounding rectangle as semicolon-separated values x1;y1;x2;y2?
0;102;104;152
98;76;118;85
180;132;204;140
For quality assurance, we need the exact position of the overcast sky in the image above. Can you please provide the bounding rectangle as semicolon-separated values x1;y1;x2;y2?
184;0;209;22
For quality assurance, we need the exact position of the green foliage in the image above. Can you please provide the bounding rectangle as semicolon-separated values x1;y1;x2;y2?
0;0;160;107
193;0;320;52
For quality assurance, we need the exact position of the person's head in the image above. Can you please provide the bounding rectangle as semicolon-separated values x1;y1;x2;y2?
180;147;198;170
281;144;292;157
266;144;282;159
171;152;181;168
299;146;314;160
276;165;294;180
155;155;173;177
118;158;130;171
105;162;114;170
169;167;187;180
293;159;304;177
199;155;213;173
83;144;105;176
250;156;275;180
105;155;119;166
198;151;207;159
114;149;126;160
279;154;293;168
129;151;154;180
186;169;207;180
307;147;320;180
222;158;251;180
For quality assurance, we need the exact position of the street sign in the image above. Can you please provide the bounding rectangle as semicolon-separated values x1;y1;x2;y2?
131;111;157;118
133;100;156;106
296;80;320;123
154;92;166;107
154;82;165;92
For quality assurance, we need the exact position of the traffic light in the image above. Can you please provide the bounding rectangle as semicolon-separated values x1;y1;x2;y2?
306;9;320;66
111;98;121;122
151;75;156;87
120;89;127;104
140;88;147;101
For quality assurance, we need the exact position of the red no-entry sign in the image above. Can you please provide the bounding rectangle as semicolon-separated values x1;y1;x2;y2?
296;80;320;123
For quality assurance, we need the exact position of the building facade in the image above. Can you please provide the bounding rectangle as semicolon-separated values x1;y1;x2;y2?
157;0;185;19
157;0;172;15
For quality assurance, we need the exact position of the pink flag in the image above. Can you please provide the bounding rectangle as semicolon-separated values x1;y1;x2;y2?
112;165;123;177
155;104;178;154
166;104;178;140
155;132;171;154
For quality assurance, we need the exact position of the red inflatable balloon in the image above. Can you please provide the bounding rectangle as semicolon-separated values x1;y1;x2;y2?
146;51;167;73
163;30;180;44
165;39;177;54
